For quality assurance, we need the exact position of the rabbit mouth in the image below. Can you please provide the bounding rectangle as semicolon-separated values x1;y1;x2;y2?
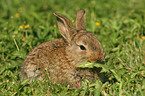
87;57;105;64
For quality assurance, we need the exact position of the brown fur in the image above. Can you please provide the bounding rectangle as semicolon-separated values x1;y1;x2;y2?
21;10;105;88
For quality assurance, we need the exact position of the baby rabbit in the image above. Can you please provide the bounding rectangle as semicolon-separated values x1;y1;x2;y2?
21;10;105;88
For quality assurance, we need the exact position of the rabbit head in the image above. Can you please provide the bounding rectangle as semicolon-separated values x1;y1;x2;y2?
54;10;105;66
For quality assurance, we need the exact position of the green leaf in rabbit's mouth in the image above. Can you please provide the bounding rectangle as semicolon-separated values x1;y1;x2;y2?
76;62;97;68
76;62;109;73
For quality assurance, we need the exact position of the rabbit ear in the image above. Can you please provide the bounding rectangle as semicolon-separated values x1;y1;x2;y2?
53;13;77;43
76;10;86;31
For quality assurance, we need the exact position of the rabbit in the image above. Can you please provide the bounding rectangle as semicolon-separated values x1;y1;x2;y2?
21;10;106;88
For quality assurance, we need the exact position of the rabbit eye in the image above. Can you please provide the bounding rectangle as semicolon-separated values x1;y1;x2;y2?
79;45;86;50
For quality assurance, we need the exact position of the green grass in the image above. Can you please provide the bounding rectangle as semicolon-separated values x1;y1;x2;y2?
0;0;145;95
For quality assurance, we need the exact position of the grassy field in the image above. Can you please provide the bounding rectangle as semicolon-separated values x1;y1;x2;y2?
0;0;145;95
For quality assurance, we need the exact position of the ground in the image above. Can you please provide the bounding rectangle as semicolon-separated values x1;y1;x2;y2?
0;0;145;95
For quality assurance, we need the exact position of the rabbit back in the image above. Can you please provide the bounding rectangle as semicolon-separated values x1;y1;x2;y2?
21;39;68;83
